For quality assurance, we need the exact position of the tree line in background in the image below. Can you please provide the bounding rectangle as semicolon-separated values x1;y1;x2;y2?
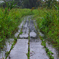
0;0;59;9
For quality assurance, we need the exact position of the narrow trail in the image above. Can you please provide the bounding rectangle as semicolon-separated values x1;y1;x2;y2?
0;16;58;59
9;16;49;59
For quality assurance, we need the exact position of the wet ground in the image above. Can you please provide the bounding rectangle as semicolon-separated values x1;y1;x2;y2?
0;16;59;59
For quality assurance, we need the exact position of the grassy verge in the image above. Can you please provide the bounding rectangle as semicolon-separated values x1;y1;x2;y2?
32;8;59;50
0;8;32;49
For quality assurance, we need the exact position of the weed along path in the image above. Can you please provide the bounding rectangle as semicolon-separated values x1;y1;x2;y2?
0;16;58;59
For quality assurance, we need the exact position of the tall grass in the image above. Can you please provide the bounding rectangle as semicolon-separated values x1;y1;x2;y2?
33;8;59;49
0;8;32;49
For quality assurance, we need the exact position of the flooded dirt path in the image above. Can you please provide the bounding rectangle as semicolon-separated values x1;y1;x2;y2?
0;16;59;59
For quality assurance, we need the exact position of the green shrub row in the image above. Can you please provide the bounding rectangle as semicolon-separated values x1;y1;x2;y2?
0;8;32;49
33;8;59;49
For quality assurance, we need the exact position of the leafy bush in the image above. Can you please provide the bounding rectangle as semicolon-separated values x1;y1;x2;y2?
33;8;59;49
0;8;32;49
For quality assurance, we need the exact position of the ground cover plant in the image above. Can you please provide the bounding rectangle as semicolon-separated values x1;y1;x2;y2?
0;8;32;50
32;7;59;50
40;35;54;59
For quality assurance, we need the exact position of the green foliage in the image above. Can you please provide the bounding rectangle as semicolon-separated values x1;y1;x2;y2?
3;0;16;9
33;7;59;49
0;8;32;49
45;47;54;59
5;50;10;59
41;40;46;47
46;0;57;8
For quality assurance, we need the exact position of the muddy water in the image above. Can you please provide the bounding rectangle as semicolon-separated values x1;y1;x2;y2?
0;16;59;59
